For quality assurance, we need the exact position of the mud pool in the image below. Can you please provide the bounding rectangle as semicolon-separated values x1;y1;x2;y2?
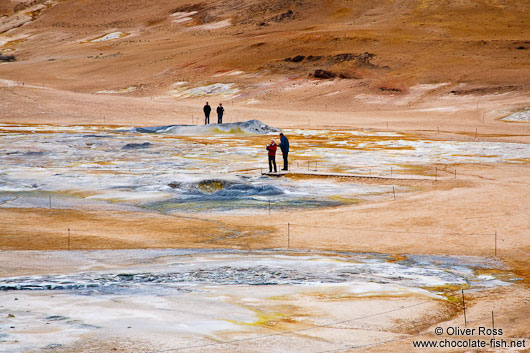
0;249;519;352
1;121;529;213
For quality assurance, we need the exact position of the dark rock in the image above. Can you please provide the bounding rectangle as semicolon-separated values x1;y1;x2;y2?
516;46;527;50
313;69;336;79
328;52;375;66
338;72;359;79
122;142;152;150
168;182;182;189
250;42;265;48
356;52;376;66
331;53;356;62
284;55;305;62
0;54;16;62
379;87;401;93
306;55;322;61
449;85;518;95
45;315;69;321
270;9;294;22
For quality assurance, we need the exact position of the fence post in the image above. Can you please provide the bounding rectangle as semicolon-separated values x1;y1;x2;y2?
287;223;290;249
462;289;467;327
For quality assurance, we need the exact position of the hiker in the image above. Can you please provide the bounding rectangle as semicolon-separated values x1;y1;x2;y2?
278;132;289;171
203;102;211;124
266;139;277;173
216;103;224;124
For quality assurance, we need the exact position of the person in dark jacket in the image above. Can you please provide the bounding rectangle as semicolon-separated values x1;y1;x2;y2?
266;139;277;173
216;103;224;124
203;102;211;124
278;133;289;171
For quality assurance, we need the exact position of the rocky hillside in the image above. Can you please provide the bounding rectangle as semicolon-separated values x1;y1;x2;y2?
1;0;529;106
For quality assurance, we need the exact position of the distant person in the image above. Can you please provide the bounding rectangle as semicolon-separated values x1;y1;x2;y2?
216;103;224;124
266;139;277;173
203;102;211;124
278;132;289;171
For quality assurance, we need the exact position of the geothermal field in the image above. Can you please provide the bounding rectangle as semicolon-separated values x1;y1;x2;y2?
1;0;530;352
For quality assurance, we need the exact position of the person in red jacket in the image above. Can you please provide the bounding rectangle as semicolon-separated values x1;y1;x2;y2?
266;139;277;173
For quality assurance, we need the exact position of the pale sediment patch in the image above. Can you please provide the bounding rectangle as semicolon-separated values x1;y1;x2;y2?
84;32;129;43
96;86;137;94
0;36;28;52
170;11;197;24
213;70;245;77
186;19;231;31
171;83;239;98
502;108;530;122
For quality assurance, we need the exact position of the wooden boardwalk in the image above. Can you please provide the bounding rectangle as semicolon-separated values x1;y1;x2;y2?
260;170;440;184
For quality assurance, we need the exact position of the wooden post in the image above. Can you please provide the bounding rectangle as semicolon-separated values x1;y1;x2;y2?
287;223;290;249
268;200;271;215
462;289;467;327
392;186;396;200
454;169;456;179
68;228;71;251
49;195;52;209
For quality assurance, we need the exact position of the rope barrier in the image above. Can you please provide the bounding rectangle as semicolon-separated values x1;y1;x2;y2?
156;301;432;352
285;223;494;237
318;309;530;353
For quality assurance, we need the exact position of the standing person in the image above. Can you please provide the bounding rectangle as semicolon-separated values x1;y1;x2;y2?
216;103;224;124
203;102;211;125
278;132;289;171
266;139;277;173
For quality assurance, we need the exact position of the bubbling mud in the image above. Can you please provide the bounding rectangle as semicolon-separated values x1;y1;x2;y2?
0;122;529;213
0;250;517;294
0;250;519;353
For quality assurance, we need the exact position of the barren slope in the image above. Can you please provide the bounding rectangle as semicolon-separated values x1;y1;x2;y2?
1;0;529;109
